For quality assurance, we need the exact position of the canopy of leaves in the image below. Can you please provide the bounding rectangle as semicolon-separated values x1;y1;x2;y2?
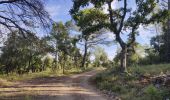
73;8;108;35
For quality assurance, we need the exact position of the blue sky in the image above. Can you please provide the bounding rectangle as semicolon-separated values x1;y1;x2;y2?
45;0;72;22
45;0;159;60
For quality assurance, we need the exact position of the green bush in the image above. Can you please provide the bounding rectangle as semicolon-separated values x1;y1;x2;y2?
129;64;170;76
160;89;170;100
111;85;125;93
93;64;170;100
144;85;162;100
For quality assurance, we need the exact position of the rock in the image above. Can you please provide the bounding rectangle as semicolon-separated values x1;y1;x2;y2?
164;76;170;86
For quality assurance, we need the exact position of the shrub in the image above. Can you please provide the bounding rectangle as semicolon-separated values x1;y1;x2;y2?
160;89;170;100
144;85;162;100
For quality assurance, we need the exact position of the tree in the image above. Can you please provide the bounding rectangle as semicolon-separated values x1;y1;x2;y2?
149;1;170;63
71;9;110;68
93;46;108;67
79;33;108;68
46;22;82;73
164;0;170;62
150;35;164;62
0;0;50;37
70;0;169;72
47;22;68;71
0;31;48;74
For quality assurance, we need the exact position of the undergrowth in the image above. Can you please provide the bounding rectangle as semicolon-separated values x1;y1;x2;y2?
0;67;93;86
92;64;170;100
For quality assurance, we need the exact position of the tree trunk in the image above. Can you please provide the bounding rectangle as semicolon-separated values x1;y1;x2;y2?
163;0;170;62
116;34;128;73
63;54;66;74
28;52;32;70
166;0;170;62
63;62;65;74
55;51;58;69
81;41;87;69
120;46;128;73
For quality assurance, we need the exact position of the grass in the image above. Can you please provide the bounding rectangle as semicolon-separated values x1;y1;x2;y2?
0;67;94;87
0;78;13;87
92;64;170;100
129;64;170;76
0;69;58;81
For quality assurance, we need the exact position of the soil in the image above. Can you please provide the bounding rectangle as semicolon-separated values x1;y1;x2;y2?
0;69;111;100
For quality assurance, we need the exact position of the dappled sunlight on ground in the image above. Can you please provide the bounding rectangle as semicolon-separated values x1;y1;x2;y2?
0;69;109;100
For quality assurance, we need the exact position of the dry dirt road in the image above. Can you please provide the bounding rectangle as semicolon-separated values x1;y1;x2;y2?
0;69;110;100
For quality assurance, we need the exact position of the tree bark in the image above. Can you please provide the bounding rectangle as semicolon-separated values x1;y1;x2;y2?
116;34;128;73
166;0;170;62
163;0;170;62
81;41;88;68
120;46;128;73
63;55;66;74
54;51;58;69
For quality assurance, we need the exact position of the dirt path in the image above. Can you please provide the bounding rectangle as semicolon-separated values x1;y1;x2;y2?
0;69;110;100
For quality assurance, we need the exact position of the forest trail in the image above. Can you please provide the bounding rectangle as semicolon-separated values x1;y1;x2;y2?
0;69;110;100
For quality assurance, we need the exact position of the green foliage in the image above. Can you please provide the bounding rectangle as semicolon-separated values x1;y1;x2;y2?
113;46;141;67
43;56;53;69
71;0;169;72
0;31;49;74
71;6;109;69
93;46;110;67
160;88;170;100
144;85;162;100
73;8;108;34
139;48;161;65
129;64;170;75
45;21;83;72
128;53;140;66
93;64;170;100
0;22;86;75
150;28;170;63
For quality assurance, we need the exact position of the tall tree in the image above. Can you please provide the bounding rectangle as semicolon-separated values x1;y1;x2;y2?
151;0;170;63
164;0;170;62
71;9;110;68
79;33;108;68
93;46;108;67
46;22;69;70
70;0;169;72
46;22;82;73
0;31;48;74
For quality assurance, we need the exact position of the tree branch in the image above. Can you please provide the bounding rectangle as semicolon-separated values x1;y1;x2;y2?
117;0;127;34
0;0;19;4
107;1;117;32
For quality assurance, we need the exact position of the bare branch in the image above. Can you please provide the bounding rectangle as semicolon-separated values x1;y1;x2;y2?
0;0;19;4
0;0;50;36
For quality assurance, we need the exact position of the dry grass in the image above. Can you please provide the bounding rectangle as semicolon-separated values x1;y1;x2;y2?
0;78;13;87
93;64;170;100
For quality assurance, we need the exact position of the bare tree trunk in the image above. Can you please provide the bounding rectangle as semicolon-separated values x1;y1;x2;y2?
55;51;58;69
116;34;128;73
63;63;65;74
164;0;170;62
120;46;128;72
81;41;88;69
63;54;66;74
167;0;170;62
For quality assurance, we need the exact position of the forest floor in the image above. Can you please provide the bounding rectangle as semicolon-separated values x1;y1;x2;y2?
92;64;170;100
0;68;111;100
